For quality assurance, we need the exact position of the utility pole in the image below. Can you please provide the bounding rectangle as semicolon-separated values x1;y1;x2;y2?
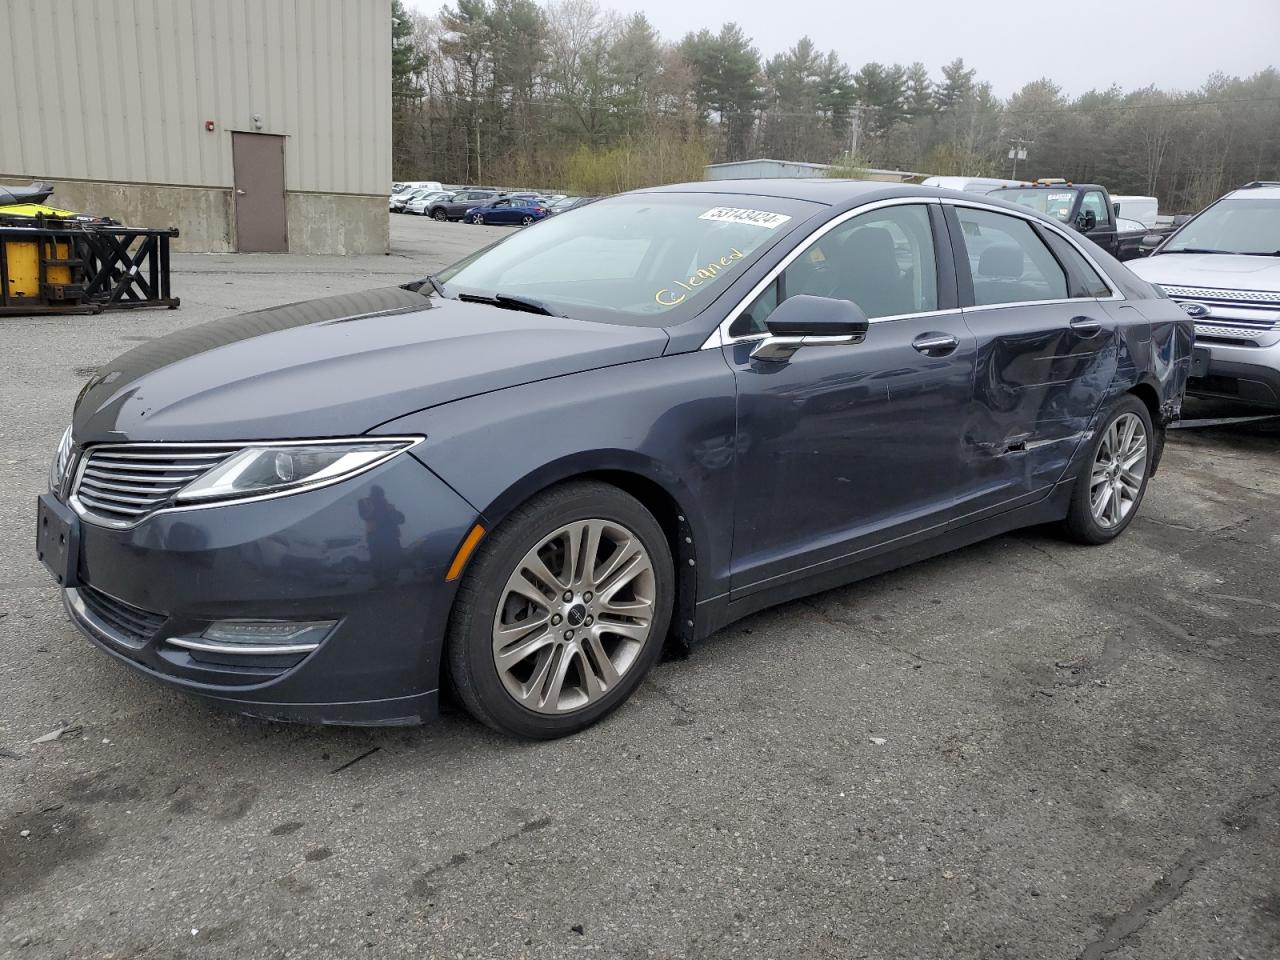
1008;137;1033;179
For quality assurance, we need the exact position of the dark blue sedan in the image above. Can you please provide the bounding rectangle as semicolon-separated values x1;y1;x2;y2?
465;195;550;225
38;181;1192;739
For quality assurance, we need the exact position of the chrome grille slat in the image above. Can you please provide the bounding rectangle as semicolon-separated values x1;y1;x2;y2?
1163;284;1280;305
81;468;193;485
72;444;240;527
76;494;150;516
87;459;223;473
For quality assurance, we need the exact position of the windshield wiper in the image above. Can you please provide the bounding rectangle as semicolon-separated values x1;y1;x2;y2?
1165;247;1237;255
458;292;561;317
1237;250;1280;257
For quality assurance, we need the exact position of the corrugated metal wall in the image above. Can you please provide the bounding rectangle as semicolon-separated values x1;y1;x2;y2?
0;0;390;196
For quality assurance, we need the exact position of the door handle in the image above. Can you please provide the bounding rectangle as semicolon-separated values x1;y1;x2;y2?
912;332;958;355
1069;316;1102;337
236;189;247;196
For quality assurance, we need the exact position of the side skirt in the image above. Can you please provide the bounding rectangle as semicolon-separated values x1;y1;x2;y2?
693;477;1075;640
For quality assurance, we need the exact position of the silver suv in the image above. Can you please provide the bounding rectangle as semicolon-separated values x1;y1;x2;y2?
1129;182;1280;409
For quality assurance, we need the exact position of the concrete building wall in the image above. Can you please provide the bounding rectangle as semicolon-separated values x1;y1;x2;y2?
0;0;391;254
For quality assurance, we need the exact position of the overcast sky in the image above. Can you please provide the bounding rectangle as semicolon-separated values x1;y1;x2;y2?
407;0;1279;97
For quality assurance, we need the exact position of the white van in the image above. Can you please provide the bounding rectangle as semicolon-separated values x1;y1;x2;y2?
921;176;1024;195
1111;195;1159;230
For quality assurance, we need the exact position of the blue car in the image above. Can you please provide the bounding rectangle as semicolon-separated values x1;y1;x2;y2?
465;195;550;226
38;180;1192;739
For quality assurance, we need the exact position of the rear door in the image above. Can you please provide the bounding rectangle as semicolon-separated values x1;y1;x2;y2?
723;201;977;596
946;202;1122;521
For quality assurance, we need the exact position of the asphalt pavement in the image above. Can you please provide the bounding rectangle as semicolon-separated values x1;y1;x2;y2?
1;215;1277;959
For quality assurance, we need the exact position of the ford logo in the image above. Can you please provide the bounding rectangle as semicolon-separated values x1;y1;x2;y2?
1179;302;1210;319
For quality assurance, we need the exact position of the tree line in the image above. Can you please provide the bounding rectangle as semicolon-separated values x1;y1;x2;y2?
392;0;1280;211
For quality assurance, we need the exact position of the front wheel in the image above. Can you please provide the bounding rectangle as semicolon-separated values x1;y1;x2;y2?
432;209;447;221
1062;395;1154;544
471;213;483;225
447;481;674;739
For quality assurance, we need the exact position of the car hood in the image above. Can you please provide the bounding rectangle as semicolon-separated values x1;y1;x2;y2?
72;286;669;443
1129;253;1280;290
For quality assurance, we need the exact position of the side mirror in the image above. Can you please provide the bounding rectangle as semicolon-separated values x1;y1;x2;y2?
750;295;869;362
1076;209;1098;231
1112;201;1121;218
1140;233;1164;252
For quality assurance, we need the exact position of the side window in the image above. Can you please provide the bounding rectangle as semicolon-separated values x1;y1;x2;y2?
1042;230;1113;298
1081;191;1110;226
728;204;938;337
956;207;1069;306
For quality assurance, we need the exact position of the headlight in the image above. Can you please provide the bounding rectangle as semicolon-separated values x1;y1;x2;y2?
49;425;73;493
174;439;417;504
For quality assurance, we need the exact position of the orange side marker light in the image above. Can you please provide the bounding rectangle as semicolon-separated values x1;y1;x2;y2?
446;524;486;581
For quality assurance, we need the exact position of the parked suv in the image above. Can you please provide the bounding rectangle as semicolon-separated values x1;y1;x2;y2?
1129;182;1280;409
427;190;499;221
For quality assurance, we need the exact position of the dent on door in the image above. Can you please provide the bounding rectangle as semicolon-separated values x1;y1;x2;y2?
964;304;1121;499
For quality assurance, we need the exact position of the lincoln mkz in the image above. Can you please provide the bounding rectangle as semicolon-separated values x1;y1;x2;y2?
37;181;1192;738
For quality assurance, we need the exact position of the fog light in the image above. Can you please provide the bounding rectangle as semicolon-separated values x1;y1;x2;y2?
167;619;336;655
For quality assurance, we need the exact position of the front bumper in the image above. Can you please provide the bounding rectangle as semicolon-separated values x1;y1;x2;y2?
53;453;478;725
1191;338;1280;408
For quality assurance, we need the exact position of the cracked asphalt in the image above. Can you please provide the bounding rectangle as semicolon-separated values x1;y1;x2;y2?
1;217;1278;959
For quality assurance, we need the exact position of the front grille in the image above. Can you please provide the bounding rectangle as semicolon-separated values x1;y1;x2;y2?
73;444;239;525
79;584;167;645
1194;323;1268;344
1163;285;1280;305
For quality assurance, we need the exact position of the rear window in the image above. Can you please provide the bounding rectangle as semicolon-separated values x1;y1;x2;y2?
989;188;1076;223
435;193;821;325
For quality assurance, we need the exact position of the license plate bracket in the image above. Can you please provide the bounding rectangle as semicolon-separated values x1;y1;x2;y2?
36;493;80;589
1190;346;1211;379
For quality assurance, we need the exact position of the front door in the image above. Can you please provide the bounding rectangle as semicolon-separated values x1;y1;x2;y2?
231;132;287;253
724;202;975;597
946;203;1121;521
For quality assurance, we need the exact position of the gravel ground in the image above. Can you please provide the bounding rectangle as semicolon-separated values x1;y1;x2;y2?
1;216;1277;959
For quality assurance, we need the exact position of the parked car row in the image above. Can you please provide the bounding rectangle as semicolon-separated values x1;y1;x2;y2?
389;182;599;225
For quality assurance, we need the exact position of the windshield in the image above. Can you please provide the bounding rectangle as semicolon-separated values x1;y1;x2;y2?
988;188;1077;222
434;193;820;325
1163;198;1280;255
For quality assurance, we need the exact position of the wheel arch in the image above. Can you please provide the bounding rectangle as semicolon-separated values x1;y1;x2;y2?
1126;380;1166;474
478;453;701;633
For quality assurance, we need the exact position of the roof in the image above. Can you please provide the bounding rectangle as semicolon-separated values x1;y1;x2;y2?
1229;183;1280;199
638;178;922;205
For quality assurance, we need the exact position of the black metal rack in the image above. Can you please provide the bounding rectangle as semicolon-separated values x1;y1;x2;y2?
0;217;180;316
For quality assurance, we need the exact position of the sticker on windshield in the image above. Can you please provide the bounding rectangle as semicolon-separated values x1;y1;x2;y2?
1047;192;1073;202
699;207;792;229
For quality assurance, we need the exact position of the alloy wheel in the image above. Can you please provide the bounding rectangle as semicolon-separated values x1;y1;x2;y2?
522;215;533;225
433;209;446;221
1089;412;1147;528
491;519;656;714
473;214;484;225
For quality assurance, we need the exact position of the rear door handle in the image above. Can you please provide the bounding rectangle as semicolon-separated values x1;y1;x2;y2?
912;332;958;355
1070;316;1102;337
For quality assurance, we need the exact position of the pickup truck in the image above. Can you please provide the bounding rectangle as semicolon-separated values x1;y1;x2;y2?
985;181;1173;261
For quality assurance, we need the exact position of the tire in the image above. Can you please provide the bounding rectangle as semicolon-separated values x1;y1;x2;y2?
1062;395;1154;544
472;213;484;225
432;209;447;221
521;215;534;226
447;481;674;739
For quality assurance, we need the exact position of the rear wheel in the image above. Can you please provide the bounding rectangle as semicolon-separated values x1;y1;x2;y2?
447;481;673;739
1062;395;1153;544
521;215;534;226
